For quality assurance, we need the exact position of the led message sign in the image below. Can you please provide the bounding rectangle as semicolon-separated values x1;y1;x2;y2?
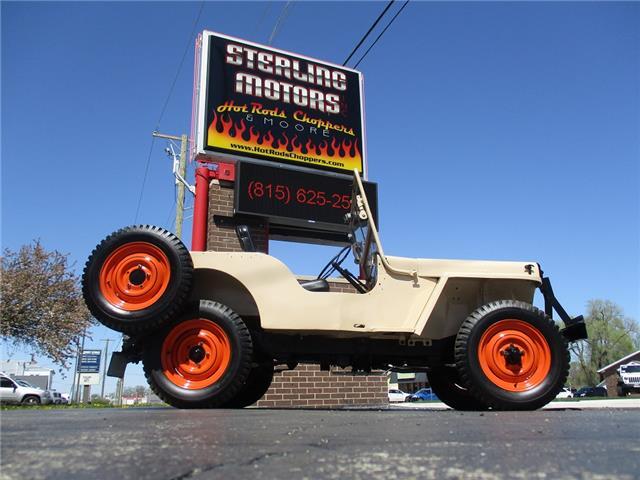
235;162;377;232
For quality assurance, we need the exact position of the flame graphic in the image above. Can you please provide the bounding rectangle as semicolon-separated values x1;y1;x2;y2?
207;112;362;171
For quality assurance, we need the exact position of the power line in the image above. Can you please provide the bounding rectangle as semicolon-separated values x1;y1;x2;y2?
255;2;273;35
155;1;206;131
353;1;410;69
133;137;156;223
134;1;205;223
343;0;395;66
268;1;293;45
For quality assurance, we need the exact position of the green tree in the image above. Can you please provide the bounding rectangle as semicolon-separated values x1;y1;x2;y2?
569;299;639;387
1;241;92;368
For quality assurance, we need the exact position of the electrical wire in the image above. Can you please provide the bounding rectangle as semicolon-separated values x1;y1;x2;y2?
255;2;273;35
155;1;205;131
268;1;293;45
353;0;410;69
134;1;205;223
164;185;177;229
343;0;395;66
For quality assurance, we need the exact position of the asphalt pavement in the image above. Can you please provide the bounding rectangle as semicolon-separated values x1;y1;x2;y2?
2;406;639;480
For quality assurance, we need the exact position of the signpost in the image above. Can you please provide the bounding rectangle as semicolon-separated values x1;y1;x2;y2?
193;32;366;176
189;31;376;248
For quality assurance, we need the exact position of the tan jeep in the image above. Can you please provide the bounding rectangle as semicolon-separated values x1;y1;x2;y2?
82;171;587;410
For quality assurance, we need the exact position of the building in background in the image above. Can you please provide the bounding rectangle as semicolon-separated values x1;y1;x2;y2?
0;360;55;390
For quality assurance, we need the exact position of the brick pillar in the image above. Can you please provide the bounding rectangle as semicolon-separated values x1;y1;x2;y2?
207;177;389;407
256;364;388;408
207;179;268;252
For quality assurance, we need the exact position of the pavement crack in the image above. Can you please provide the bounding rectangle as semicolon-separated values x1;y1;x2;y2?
169;463;224;480
245;451;290;466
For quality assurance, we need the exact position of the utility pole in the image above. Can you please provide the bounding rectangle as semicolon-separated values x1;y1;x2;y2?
152;131;191;239
100;338;112;399
70;334;82;404
115;334;124;407
73;329;87;403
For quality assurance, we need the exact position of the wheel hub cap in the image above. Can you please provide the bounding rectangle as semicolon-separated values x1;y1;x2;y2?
501;344;525;366
188;345;206;363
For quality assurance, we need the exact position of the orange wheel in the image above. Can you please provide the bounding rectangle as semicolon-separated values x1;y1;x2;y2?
477;319;551;392
142;301;253;408
161;319;232;390
83;225;193;334
99;242;171;311
455;300;569;411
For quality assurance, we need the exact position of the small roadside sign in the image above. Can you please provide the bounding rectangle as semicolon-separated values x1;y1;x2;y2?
77;373;100;386
78;349;101;373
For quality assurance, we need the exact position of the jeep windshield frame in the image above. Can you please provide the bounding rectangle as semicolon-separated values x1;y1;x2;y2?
348;170;418;286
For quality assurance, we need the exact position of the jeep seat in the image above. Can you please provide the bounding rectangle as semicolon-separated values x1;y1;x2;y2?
300;278;330;292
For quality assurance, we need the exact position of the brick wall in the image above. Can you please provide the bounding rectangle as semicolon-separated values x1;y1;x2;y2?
256;364;387;408
207;176;388;407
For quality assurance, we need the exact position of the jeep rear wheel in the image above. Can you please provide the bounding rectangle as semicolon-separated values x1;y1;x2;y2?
455;300;569;411
427;366;486;411
82;225;193;334
143;300;252;408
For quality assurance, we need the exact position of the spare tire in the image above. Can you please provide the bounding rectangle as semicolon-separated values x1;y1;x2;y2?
82;225;193;335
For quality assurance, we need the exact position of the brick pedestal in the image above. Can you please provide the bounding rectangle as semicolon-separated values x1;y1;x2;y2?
256;364;387;408
206;176;388;407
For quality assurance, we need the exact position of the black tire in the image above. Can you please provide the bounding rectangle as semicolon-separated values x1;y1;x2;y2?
224;362;274;408
143;300;253;409
22;395;40;405
428;366;487;411
82;225;193;335
455;300;569;411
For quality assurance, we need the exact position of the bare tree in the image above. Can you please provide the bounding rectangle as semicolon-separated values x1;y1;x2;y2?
1;241;92;368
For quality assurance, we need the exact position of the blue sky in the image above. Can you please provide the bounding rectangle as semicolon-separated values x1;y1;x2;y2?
2;1;638;395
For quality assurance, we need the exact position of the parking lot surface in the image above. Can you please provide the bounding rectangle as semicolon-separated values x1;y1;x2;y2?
2;406;639;479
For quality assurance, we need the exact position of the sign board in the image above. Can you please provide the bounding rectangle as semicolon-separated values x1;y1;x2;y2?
235;161;377;233
78;350;101;374
76;373;100;386
193;31;366;176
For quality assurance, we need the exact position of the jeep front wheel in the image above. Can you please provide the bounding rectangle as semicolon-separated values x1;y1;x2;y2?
455;300;569;411
143;300;252;408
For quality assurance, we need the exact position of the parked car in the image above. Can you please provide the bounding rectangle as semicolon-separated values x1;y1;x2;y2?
388;389;411;402
575;386;607;398
555;387;573;399
0;374;52;405
50;391;66;405
408;388;439;402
